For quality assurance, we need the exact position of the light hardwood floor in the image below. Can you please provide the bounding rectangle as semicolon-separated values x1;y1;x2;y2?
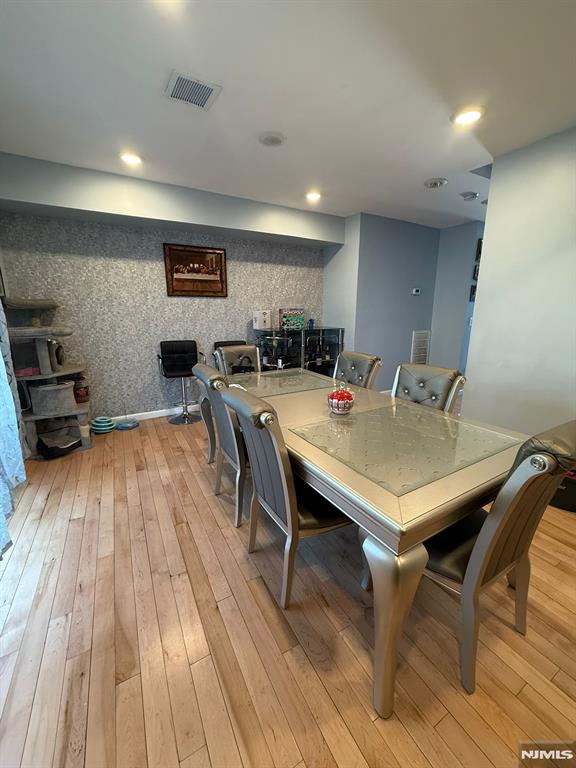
1;418;575;768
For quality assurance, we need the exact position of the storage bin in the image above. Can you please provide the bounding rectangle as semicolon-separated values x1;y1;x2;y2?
29;380;77;416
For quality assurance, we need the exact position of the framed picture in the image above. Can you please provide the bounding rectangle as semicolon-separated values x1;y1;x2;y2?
475;238;483;262
163;243;227;297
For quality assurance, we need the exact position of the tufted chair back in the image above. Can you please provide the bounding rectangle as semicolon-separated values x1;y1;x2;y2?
221;388;299;531
469;420;576;588
214;344;261;376
193;363;241;464
333;351;382;389
391;363;465;413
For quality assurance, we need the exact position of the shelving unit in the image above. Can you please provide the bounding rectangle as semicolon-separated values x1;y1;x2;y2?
8;326;74;339
254;327;344;375
4;296;91;458
22;403;90;422
16;363;86;382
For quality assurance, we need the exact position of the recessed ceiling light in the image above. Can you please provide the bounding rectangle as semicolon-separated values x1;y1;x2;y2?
258;132;286;147
424;177;448;189
451;107;485;126
306;191;321;203
120;152;142;167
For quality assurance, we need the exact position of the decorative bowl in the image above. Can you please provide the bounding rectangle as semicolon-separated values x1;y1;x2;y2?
328;384;355;415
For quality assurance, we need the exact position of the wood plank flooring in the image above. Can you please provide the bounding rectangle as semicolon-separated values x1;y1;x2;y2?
1;418;575;768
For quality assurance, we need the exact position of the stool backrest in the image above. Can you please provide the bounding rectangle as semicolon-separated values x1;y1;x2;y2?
159;340;198;377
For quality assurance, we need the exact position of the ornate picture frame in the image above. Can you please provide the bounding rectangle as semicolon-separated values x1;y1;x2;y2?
163;243;227;297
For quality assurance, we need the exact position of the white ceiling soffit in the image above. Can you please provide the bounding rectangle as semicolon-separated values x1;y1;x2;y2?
0;0;574;228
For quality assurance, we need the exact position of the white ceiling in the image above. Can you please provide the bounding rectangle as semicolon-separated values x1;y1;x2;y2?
0;0;574;228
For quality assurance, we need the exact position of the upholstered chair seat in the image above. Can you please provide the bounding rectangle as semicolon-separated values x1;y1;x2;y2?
294;477;352;531
333;351;382;389
423;508;487;582
391;363;465;412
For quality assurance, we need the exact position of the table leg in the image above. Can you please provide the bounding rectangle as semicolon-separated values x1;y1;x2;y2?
357;527;372;591
362;535;427;718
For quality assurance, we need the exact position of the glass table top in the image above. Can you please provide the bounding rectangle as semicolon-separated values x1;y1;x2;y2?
230;369;334;396
290;403;521;496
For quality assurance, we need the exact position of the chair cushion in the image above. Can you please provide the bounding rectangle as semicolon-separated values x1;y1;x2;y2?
395;364;458;409
294;477;352;531
423;507;487;583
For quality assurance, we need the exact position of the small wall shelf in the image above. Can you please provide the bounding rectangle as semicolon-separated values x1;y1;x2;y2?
23;403;90;422
15;363;86;382
7;326;73;340
2;297;59;310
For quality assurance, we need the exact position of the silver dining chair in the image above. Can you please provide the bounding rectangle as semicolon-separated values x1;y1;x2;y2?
193;363;248;527
221;387;353;608
195;367;217;465
391;363;465;413
214;344;261;376
333;351;382;389
421;420;576;693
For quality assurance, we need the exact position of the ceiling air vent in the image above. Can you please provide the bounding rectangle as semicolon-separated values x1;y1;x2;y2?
164;70;222;110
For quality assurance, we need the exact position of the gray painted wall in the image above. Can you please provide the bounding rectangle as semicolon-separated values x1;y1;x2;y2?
0;152;345;246
429;221;483;370
354;213;439;389
322;214;361;348
1;211;323;417
463;128;576;433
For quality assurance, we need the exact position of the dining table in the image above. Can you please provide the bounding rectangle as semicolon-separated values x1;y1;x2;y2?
226;367;526;717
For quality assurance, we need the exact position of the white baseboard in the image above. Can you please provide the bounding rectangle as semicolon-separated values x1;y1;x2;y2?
110;403;200;424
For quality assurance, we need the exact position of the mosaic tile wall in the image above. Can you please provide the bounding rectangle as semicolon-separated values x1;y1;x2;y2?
0;212;323;416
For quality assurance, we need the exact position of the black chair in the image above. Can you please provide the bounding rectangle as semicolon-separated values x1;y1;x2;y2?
158;340;201;425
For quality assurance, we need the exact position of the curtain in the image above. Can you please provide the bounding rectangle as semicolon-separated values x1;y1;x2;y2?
0;301;26;558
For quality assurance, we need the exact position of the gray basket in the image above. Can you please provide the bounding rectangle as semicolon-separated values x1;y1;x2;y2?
29;380;77;416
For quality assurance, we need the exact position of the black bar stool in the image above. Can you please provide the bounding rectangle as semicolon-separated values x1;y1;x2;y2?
158;340;201;424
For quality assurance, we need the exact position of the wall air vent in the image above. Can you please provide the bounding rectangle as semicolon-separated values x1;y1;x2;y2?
410;330;431;364
164;70;222;110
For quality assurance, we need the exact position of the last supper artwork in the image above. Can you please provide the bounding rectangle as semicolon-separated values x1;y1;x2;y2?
163;243;227;297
